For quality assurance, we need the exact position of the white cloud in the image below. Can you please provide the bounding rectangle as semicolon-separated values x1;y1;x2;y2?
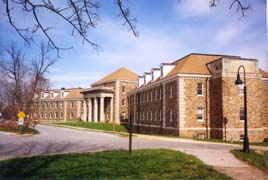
78;17;185;75
175;0;212;18
213;22;247;48
48;71;103;89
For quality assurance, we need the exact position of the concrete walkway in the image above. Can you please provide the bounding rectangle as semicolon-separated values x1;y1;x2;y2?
0;124;267;179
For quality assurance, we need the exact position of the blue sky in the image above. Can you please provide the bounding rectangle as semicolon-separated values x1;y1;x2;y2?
0;0;267;88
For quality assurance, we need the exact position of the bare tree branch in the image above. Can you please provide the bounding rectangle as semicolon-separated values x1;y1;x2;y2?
115;0;139;37
209;0;251;16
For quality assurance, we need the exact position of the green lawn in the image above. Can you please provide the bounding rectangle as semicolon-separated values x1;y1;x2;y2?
0;127;39;135
52;121;127;133
231;149;268;172
0;149;230;179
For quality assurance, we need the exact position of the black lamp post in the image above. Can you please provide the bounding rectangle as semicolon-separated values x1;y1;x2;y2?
235;65;249;153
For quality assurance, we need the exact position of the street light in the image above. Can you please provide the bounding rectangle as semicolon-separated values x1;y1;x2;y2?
235;65;249;153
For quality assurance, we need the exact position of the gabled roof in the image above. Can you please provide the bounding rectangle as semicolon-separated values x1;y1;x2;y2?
92;67;138;85
166;53;239;77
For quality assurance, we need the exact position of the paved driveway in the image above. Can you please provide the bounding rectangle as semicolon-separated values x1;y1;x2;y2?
0;124;267;179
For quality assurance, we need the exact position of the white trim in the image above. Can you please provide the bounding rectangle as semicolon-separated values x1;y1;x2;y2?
261;78;268;81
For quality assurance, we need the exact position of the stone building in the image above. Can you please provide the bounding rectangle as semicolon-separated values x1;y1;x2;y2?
128;53;268;142
34;88;84;121
81;67;138;124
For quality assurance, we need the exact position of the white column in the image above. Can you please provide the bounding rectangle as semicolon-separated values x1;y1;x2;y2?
100;97;104;122
110;97;113;122
88;98;92;122
83;100;87;121
94;97;98;122
115;80;120;123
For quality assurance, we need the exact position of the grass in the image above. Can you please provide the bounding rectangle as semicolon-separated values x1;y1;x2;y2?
194;138;268;146
231;149;268;172
52;121;127;133
0;149;231;179
0;127;39;135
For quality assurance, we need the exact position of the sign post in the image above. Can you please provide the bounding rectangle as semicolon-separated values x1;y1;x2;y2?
17;111;26;134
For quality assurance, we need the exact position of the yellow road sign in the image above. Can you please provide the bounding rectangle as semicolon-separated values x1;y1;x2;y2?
17;111;26;119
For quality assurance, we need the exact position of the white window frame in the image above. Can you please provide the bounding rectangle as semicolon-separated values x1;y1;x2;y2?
70;112;73;119
197;83;204;96
122;85;126;93
169;109;173;122
122;99;126;106
170;85;173;98
197;107;204;121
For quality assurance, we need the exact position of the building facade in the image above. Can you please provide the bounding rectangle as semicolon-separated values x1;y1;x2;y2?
34;88;84;121
128;53;268;142
81;67;138;124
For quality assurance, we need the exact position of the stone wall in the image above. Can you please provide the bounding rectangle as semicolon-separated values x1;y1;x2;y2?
182;78;209;138
221;77;266;142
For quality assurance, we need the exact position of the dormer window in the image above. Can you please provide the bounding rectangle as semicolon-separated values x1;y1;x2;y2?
61;91;64;98
41;92;45;99
50;92;54;98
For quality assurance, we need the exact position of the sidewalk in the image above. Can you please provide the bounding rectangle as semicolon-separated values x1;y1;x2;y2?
41;123;268;179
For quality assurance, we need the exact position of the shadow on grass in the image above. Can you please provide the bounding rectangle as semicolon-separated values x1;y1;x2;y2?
0;149;231;179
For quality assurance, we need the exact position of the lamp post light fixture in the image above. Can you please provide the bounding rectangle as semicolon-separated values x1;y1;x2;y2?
235;65;249;153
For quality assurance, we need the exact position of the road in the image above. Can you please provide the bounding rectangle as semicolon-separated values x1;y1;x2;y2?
0;124;267;179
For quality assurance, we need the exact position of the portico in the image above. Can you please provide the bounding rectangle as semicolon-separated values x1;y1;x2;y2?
81;87;114;122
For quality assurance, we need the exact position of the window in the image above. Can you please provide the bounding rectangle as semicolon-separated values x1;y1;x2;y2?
51;102;53;108
60;102;63;108
150;91;153;101
155;89;158;101
70;102;74;108
55;112;58;118
122;99;126;106
150;111;152;120
215;65;219;70
240;135;244;142
169;109;173;121
155;111;157;121
44;113;47;119
197;133;205;139
159;110;162;121
70;112;73;119
40;113;43;118
41;92;45;98
121;112;126;119
50;112;53;118
160;88;162;99
240;108;245;122
122;85;126;93
45;103;48;109
239;84;244;96
147;92;149;102
197;107;204;121
197;83;203;96
170;85;173;98
50;92;54;98
60;112;63;119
